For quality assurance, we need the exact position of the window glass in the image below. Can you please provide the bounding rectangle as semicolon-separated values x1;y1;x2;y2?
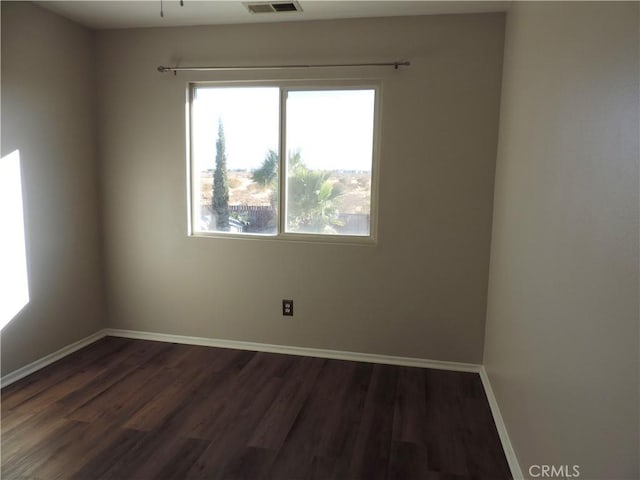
285;89;375;236
192;86;280;234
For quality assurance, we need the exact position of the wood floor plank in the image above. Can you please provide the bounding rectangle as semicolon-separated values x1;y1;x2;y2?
124;347;253;433
347;363;398;480
55;340;172;416
384;366;430;478
217;446;278;480
69;428;149;480
307;361;374;480
305;456;338;480
424;369;473;477
1;404;71;468
266;359;362;479
2;419;82;479
0;407;35;437
248;355;325;450
10;365;111;415
192;352;291;439
125;436;210;480
176;349;264;440
392;366;427;444
1;337;512;480
19;419;125;480
93;430;183;480
313;360;372;459
0;337;132;411
185;353;295;478
387;440;426;480
66;361;174;423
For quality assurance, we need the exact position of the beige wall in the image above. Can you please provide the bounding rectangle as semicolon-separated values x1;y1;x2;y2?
96;13;505;363
484;2;639;479
1;3;105;375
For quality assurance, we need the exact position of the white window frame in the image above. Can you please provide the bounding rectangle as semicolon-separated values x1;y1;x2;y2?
186;79;382;245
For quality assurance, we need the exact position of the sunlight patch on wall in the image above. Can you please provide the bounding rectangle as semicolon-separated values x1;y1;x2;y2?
0;150;30;330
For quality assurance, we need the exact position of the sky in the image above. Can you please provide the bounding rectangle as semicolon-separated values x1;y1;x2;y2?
192;86;375;173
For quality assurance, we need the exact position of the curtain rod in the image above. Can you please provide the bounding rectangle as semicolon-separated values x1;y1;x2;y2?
157;61;410;73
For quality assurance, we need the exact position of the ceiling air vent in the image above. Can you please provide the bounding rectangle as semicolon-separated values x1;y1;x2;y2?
244;1;303;14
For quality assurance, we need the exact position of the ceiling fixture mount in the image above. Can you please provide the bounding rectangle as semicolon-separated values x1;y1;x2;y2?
244;1;303;14
160;0;184;18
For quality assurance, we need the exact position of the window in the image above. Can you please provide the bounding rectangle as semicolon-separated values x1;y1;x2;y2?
189;82;379;241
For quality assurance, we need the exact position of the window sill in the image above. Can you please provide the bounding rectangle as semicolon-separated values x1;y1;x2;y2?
189;231;377;246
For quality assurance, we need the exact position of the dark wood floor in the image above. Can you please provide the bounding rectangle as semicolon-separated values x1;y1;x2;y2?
1;337;511;479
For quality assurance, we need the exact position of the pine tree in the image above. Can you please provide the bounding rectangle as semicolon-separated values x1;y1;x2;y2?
212;119;230;230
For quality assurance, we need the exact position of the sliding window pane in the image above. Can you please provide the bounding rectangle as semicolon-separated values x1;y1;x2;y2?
285;89;375;236
191;86;280;234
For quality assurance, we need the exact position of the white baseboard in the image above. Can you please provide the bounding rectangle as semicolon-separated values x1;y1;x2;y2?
479;366;524;480
1;329;107;388
104;328;482;373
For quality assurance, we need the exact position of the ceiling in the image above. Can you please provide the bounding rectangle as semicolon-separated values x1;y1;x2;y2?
36;1;510;30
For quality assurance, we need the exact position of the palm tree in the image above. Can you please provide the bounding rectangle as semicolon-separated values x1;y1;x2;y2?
252;149;279;212
252;150;343;233
286;152;343;233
